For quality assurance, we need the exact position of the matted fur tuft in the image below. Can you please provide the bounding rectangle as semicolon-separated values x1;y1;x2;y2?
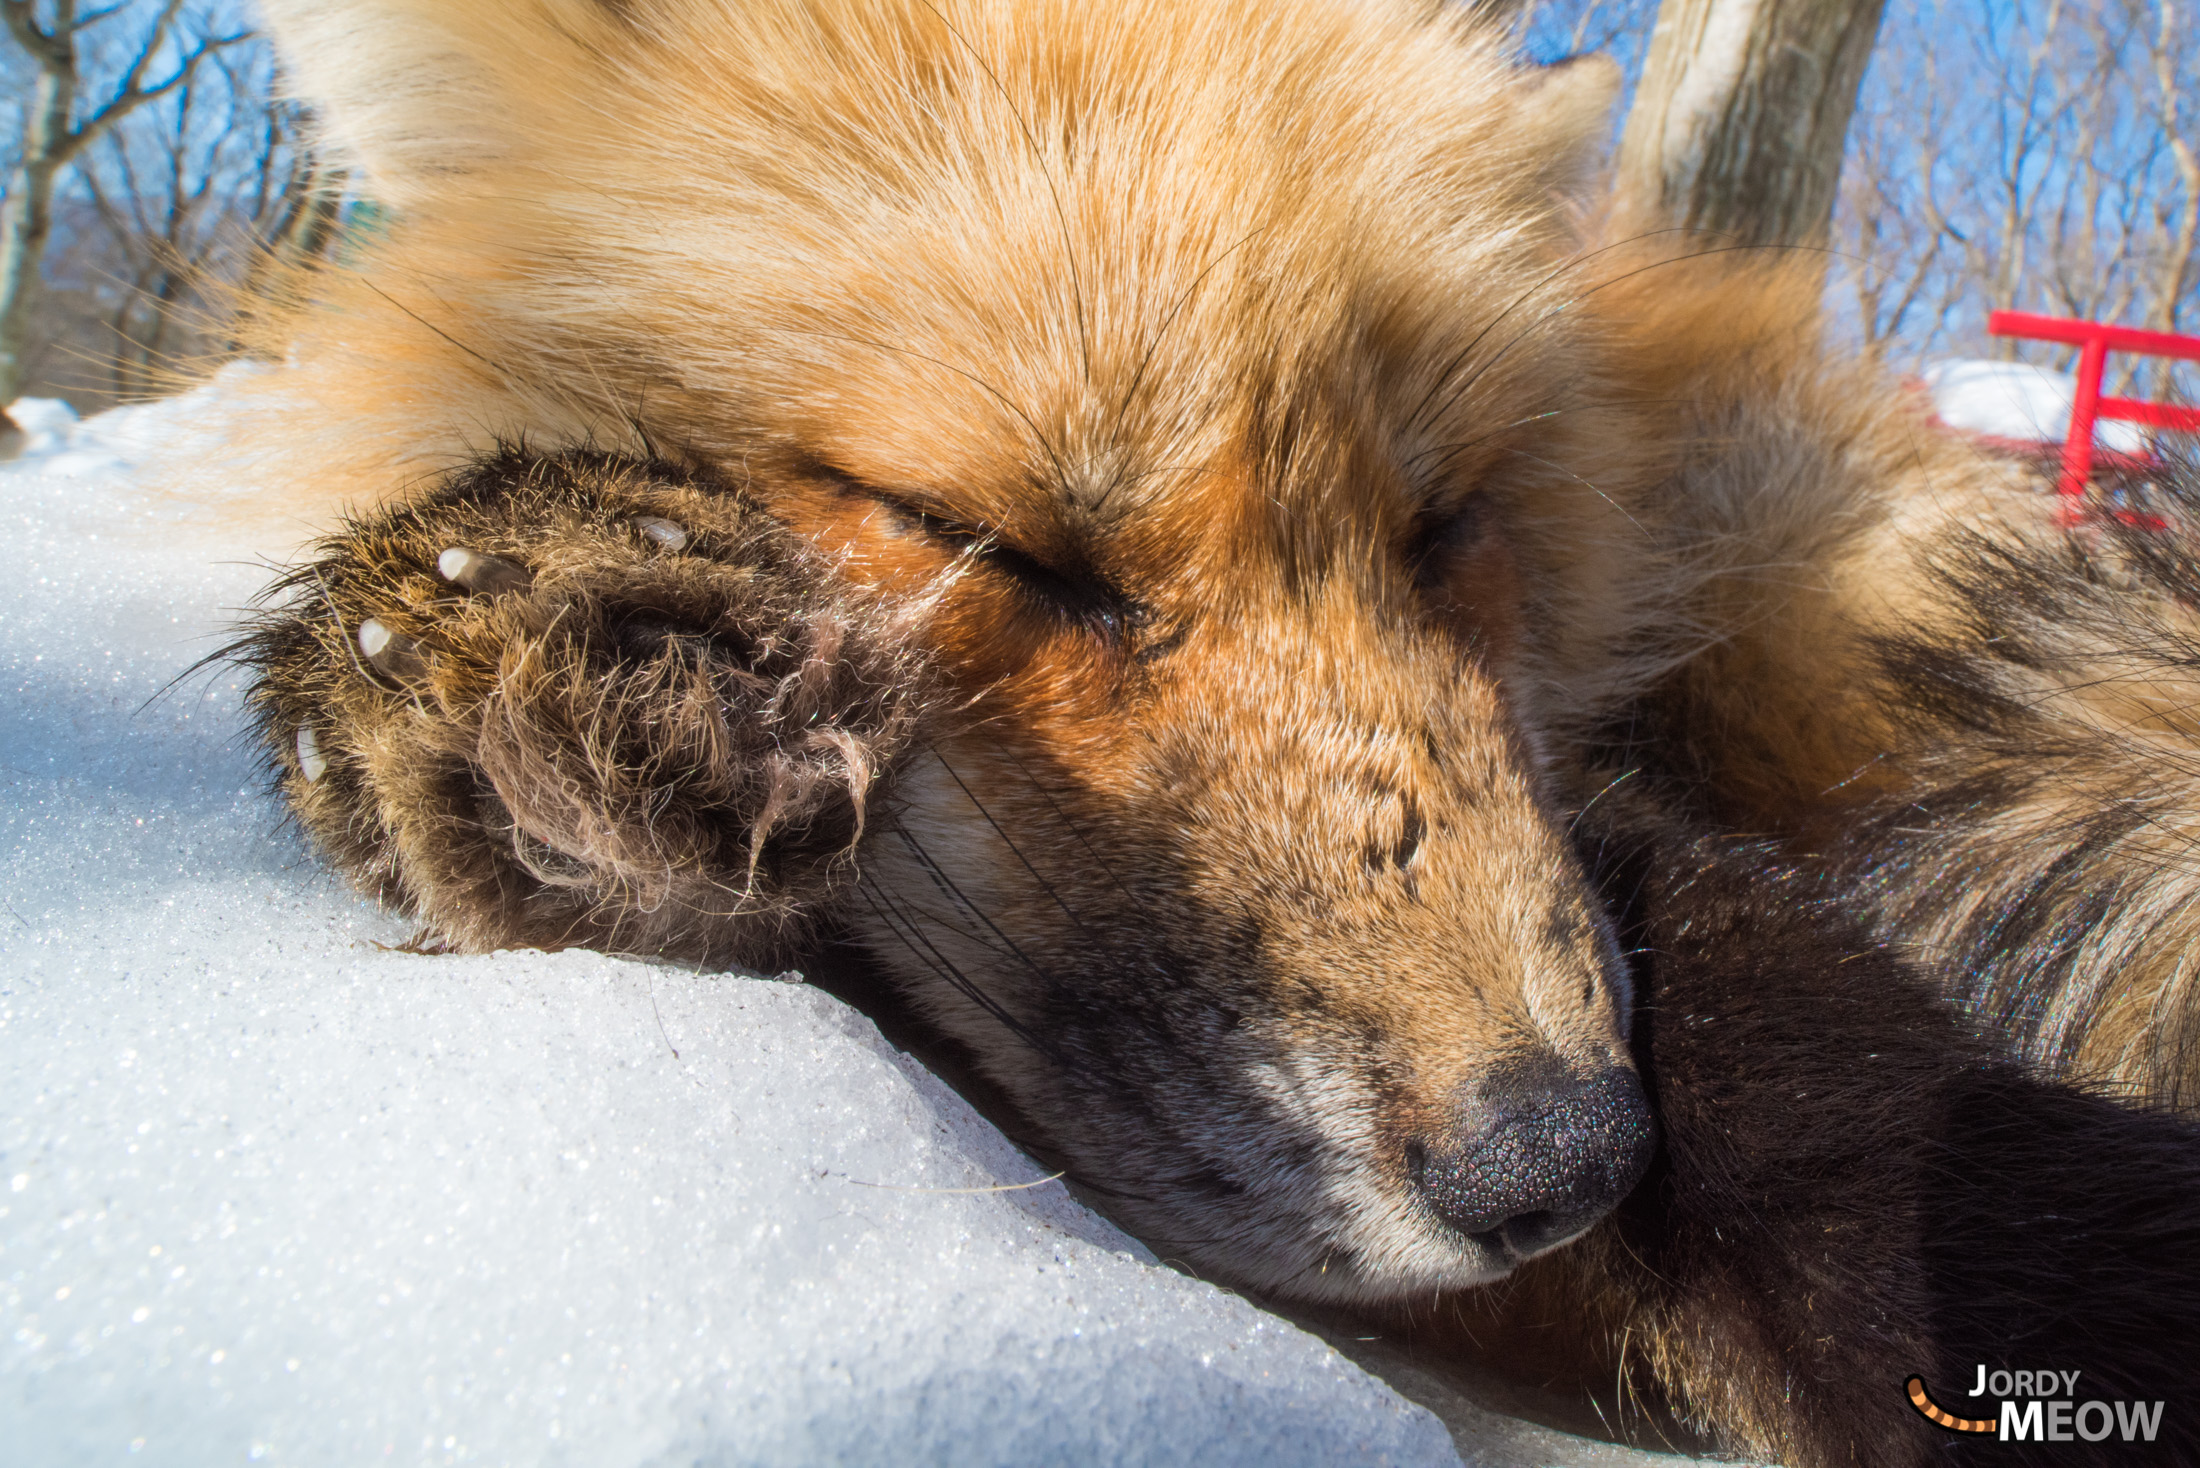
232;448;941;966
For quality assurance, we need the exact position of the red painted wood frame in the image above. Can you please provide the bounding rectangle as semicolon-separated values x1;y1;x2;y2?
1987;310;2200;516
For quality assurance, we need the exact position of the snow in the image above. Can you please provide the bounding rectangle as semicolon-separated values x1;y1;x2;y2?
0;385;1697;1467
1922;357;2149;454
3;398;81;456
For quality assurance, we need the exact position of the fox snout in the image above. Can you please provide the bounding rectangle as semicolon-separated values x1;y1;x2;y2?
846;575;1652;1303
1409;1061;1655;1262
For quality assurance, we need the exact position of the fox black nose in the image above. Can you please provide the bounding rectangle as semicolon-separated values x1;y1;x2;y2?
1411;1064;1655;1260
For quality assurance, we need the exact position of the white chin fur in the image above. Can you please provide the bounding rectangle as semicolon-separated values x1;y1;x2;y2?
1220;1043;1525;1305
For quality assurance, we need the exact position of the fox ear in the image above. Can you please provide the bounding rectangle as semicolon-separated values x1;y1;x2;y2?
1510;53;1623;194
257;0;617;206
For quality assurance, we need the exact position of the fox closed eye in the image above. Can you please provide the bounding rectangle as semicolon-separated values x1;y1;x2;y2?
866;488;1147;650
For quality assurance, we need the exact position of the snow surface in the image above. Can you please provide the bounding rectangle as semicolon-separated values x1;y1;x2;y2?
0;387;1702;1467
1922;357;2149;454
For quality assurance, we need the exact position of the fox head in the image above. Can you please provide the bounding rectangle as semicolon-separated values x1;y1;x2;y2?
255;0;1662;1303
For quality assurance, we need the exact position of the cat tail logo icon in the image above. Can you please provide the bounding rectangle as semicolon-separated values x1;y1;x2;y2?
1905;1376;1996;1433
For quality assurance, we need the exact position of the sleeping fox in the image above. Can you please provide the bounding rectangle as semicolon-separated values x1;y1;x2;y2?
230;0;2200;1462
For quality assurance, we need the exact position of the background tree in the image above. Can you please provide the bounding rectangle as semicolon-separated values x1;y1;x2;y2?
0;0;249;401
1519;0;2200;399
76;38;327;396
1834;0;2200;393
1612;0;1889;249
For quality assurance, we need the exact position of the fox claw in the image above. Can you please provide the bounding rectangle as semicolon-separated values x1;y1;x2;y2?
356;617;428;681
436;546;533;596
294;723;326;782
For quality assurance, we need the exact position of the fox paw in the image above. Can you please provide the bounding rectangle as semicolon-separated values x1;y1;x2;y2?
235;448;935;965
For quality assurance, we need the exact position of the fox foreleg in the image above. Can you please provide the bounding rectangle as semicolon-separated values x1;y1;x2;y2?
232;448;936;967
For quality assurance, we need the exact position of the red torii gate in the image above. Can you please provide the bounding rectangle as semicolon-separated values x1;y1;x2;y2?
1987;310;2200;518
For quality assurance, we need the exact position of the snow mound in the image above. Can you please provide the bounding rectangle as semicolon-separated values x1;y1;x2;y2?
5;949;1460;1466
1922;357;2149;455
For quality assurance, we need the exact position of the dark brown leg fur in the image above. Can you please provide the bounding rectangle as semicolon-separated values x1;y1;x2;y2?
232;449;936;966
1443;805;2200;1467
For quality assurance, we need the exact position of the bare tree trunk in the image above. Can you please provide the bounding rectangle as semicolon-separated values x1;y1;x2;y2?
0;7;76;401
1616;0;1889;249
2145;0;2198;345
